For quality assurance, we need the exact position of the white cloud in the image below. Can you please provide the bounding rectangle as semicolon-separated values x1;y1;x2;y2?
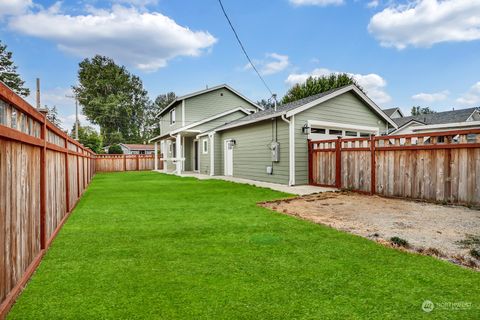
456;82;480;106
366;0;379;9
368;0;480;49
244;53;290;76
289;0;344;6
0;0;32;17
9;4;217;71
285;67;392;104
412;90;449;103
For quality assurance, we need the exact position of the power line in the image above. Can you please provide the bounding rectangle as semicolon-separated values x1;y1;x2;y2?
217;0;274;97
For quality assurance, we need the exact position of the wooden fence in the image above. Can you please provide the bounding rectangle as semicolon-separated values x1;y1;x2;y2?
309;129;480;206
0;83;96;318
95;154;161;172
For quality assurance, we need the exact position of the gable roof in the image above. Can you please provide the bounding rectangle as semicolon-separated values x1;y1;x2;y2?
382;107;404;118
213;84;397;132
393;107;479;128
156;84;262;118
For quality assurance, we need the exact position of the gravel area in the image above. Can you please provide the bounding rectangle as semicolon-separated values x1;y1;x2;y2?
261;192;480;268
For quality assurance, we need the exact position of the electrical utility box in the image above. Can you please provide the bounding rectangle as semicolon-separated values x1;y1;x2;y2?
271;142;280;162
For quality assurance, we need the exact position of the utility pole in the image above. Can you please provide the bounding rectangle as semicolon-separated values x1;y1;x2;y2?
66;94;79;140
36;78;41;108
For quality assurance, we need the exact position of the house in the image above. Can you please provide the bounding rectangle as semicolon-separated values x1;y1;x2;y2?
149;84;263;173
103;143;155;154
150;84;397;186
390;107;480;134
382;107;404;119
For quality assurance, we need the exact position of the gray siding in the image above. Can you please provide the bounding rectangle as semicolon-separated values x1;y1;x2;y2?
218;119;289;184
294;92;389;184
185;88;257;121
159;101;183;136
199;136;211;175
191;111;248;133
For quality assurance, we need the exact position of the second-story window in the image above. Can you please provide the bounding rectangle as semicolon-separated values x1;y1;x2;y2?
170;108;176;125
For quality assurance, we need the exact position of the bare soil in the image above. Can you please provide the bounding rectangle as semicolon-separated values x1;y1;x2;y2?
261;192;480;269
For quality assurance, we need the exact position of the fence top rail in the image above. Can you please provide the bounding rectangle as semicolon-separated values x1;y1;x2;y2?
0;82;95;156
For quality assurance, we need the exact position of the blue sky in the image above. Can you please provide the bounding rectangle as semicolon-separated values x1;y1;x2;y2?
1;0;480;130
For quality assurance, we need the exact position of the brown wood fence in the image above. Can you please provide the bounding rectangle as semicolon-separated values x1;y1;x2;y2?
95;154;162;172
309;129;480;205
0;83;96;318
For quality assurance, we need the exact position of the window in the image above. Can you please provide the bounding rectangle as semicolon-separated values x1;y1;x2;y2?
359;132;371;138
172;142;176;158
170;108;176;125
202;139;208;154
345;131;357;137
311;128;326;134
329;129;342;136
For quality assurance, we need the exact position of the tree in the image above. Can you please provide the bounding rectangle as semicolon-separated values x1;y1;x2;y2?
144;92;177;138
282;73;362;104
0;40;30;97
73;55;150;145
45;105;62;127
72;124;103;153
108;144;123;154
257;99;275;109
411;106;436;116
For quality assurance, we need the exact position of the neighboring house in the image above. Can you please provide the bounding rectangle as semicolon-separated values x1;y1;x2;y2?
382;107;404;119
390;107;480;134
103;143;155;154
150;84;397;186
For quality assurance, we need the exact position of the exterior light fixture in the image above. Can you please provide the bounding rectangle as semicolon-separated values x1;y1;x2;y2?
302;124;311;135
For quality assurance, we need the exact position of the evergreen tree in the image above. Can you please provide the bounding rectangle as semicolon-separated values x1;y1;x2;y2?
45;105;62;127
0;40;30;97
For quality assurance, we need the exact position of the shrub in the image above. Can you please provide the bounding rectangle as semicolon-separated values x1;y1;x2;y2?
108;144;123;154
390;236;409;248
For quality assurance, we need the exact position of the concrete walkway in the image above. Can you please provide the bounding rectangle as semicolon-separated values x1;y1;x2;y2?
153;170;337;196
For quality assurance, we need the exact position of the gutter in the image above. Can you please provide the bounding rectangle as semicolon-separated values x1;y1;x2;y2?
281;114;295;186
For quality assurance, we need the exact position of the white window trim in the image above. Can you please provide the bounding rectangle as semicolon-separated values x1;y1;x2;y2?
307;120;380;135
202;138;208;155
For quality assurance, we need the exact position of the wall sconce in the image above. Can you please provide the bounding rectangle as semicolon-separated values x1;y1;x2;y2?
302;124;311;135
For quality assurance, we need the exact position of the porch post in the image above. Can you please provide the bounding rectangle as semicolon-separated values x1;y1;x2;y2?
154;141;158;171
176;133;182;174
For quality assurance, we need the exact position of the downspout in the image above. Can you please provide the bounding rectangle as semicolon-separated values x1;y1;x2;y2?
281;114;295;186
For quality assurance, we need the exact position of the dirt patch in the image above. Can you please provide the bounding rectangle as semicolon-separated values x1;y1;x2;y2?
261;192;480;270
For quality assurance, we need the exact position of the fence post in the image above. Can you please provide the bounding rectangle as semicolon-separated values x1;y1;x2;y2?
136;154;140;171
76;147;80;198
65;139;70;213
308;139;313;185
39;113;47;249
123;154;127;171
370;135;376;195
335;137;342;189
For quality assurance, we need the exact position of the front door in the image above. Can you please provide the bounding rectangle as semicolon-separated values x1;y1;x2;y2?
224;140;234;176
194;140;199;171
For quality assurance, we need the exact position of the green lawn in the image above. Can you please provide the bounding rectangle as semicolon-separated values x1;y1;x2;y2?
8;172;480;319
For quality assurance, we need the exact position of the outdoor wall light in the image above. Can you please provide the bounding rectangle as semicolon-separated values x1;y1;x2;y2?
302;124;311;135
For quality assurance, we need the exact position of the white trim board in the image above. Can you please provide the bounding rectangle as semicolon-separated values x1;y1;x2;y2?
149;107;250;142
307;120;380;134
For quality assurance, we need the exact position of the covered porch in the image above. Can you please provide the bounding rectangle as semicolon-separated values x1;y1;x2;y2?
151;130;203;175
